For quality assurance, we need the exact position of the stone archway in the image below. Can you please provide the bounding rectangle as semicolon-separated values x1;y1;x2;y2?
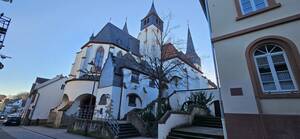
78;94;96;120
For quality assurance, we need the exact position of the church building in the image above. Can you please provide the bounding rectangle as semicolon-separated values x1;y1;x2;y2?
50;3;216;125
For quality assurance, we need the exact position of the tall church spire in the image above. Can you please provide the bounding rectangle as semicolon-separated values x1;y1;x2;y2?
123;19;128;34
185;27;201;67
147;1;158;16
186;27;196;54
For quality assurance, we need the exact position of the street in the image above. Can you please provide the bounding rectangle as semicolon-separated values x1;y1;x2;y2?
0;125;93;139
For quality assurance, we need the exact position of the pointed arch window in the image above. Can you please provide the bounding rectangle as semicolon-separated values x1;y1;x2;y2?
95;47;104;71
253;43;297;93
98;94;109;105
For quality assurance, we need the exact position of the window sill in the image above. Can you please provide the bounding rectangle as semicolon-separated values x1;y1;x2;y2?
236;3;281;21
259;91;300;99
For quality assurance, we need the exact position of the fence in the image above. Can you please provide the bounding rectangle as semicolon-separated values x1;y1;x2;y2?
67;105;119;139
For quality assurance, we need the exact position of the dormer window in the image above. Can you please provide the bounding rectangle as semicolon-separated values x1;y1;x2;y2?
239;0;268;15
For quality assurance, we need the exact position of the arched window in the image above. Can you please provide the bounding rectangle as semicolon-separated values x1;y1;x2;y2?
253;44;296;93
247;36;300;97
95;47;104;71
170;76;182;87
98;94;109;105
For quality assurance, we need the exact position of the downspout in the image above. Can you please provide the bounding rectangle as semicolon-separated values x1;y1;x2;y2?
118;72;124;120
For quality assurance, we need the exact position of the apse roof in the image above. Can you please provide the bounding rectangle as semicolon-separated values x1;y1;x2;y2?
91;23;140;56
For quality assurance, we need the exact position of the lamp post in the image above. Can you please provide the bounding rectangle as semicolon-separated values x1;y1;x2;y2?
79;60;99;136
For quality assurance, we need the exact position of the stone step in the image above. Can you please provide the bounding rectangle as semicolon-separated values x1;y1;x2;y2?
171;130;223;139
167;135;184;139
193;116;222;128
119;130;139;135
192;122;222;128
193;116;222;122
168;133;216;139
119;123;133;128
119;127;138;132
167;126;224;139
118;132;140;138
117;122;141;138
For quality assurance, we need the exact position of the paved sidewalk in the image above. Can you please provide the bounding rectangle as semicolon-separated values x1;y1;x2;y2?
0;127;15;139
0;125;158;139
1;126;93;139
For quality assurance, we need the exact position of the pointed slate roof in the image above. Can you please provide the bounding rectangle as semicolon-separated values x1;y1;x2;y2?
91;23;140;56
123;21;128;34
140;2;163;31
147;2;158;16
35;77;50;84
186;28;196;54
185;27;201;66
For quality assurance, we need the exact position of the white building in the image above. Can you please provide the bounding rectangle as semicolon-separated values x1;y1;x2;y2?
22;75;67;125
201;0;300;138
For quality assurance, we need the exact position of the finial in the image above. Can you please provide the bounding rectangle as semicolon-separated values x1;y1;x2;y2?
90;33;95;40
123;18;129;34
187;20;190;29
109;17;112;23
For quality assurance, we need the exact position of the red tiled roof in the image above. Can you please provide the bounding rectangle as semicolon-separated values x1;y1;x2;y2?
162;43;203;74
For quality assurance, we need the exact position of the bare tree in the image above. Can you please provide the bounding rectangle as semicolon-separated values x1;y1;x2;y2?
11;92;29;100
142;14;187;118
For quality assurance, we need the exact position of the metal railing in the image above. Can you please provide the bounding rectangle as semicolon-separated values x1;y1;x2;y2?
71;105;120;137
104;116;119;136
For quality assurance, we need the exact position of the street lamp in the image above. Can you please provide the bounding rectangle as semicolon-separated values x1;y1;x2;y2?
78;60;100;136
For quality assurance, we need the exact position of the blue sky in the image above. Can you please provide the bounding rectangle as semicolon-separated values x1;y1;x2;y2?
0;0;215;95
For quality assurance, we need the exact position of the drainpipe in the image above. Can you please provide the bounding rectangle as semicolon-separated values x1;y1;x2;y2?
118;73;124;120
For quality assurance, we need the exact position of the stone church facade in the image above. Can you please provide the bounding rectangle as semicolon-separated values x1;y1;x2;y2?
48;3;216;125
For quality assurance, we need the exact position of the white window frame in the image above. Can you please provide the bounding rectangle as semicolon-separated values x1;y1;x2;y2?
239;0;269;15
254;46;298;94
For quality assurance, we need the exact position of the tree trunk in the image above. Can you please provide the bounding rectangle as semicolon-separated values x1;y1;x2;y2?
156;85;163;119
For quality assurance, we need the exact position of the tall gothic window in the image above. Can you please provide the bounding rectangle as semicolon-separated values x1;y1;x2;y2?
253;44;296;93
95;47;104;71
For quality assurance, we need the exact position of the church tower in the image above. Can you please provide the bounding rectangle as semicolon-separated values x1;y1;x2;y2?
186;27;201;69
138;2;164;59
